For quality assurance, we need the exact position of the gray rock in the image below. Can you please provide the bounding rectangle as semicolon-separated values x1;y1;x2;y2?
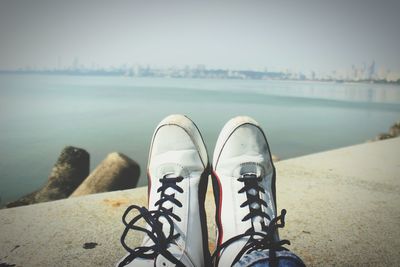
70;152;140;197
374;133;394;141
6;146;89;208
371;121;400;142
389;121;400;137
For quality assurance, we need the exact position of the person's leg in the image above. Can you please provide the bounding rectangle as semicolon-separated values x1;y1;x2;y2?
211;116;305;267
116;114;210;266
236;250;305;267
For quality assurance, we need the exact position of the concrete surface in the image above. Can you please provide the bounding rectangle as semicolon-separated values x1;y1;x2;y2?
0;138;399;266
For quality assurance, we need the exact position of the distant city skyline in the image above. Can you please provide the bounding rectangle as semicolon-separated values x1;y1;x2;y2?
3;59;400;82
1;1;400;74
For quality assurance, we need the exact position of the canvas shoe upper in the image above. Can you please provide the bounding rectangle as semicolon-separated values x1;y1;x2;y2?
117;114;210;267
211;116;289;267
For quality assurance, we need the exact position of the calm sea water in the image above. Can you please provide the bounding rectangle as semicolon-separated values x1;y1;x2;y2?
1;74;400;206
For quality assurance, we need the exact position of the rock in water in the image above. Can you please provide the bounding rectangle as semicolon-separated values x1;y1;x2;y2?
70;152;140;197
6;146;89;208
389;121;400;137
374;133;394;141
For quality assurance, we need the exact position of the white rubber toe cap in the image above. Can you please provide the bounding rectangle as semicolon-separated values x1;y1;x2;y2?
149;114;208;169
213;116;271;170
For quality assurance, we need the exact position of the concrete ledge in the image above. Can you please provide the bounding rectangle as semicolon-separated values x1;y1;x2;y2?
1;138;399;266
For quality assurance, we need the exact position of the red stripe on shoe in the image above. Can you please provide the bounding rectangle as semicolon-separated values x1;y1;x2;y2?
212;170;224;246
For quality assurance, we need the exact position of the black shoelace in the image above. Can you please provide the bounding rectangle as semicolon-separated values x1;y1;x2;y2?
211;173;290;267
118;175;185;267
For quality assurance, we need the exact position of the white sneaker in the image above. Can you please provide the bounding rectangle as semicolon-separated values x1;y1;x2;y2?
117;114;210;267
211;116;289;266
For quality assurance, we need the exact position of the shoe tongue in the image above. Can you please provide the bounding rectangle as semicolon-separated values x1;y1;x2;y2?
234;163;266;233
155;255;175;267
156;163;188;179
164;173;177;179
233;162;263;177
155;243;194;267
156;163;188;198
155;246;179;267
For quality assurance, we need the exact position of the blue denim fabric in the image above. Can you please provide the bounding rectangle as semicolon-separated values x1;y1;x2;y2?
250;258;304;267
234;250;305;267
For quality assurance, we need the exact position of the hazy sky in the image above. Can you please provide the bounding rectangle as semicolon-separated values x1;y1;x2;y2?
1;0;399;72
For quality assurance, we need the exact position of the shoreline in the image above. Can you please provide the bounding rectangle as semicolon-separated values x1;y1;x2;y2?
1;71;400;85
2;121;399;209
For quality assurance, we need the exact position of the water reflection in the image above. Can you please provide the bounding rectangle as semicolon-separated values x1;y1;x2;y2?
254;81;400;104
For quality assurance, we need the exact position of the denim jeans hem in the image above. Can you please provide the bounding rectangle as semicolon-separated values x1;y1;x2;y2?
233;250;305;267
